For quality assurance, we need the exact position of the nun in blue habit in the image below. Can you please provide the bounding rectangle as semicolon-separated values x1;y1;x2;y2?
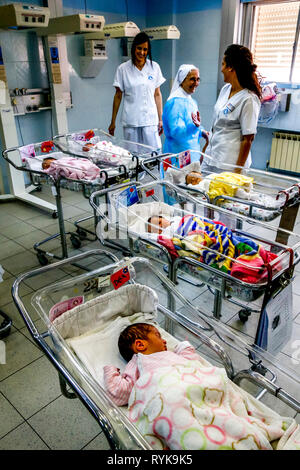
162;64;208;161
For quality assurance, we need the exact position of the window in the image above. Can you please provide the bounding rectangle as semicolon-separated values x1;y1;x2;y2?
244;1;300;83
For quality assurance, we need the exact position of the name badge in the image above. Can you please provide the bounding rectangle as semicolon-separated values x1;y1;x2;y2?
223;103;235;115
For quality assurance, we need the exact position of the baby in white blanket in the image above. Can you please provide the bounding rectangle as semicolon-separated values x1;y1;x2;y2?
146;215;182;238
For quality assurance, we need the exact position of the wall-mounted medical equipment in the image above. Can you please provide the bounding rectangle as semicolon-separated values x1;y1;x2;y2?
142;25;180;40
9;87;72;115
46;36;63;84
84;21;140;40
10;88;51;115
37;14;105;36
80;22;140;78
0;3;50;28
79;39;108;78
0;35;55;214
123;25;180;60
83;39;107;57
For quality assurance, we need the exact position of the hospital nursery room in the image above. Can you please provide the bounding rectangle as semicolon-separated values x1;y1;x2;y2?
1;0;300;453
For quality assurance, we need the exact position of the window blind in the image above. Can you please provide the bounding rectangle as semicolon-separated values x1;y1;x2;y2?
251;2;300;82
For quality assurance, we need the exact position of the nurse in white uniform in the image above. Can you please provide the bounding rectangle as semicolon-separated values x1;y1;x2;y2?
108;32;165;151
202;44;261;173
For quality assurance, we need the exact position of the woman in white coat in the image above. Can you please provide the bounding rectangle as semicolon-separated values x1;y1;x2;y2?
108;32;165;151
202;44;261;173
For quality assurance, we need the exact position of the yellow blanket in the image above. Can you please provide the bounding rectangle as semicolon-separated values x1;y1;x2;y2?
208;172;254;200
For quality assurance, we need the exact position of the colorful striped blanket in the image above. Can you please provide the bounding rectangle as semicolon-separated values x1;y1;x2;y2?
157;215;278;283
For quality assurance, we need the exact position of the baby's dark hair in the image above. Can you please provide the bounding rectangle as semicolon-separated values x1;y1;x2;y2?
118;323;154;362
147;215;163;223
147;215;162;233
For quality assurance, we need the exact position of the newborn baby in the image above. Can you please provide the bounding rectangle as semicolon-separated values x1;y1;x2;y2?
186;171;256;200
43;156;100;181
82;143;94;152
103;322;300;450
147;215;171;234
42;157;57;170
208;172;255;200
103;323;202;406
185;171;202;186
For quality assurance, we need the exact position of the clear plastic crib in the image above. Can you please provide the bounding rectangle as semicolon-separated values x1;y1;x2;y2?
140;150;300;227
89;180;300;327
11;250;300;450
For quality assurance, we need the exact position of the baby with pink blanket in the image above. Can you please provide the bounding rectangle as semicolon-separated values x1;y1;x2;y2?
43;156;100;181
103;323;300;450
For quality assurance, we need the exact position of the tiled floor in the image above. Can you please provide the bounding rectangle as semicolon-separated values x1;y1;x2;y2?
0;184;300;449
0;187;111;450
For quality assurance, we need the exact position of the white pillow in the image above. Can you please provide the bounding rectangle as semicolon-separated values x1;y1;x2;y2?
67;315;180;386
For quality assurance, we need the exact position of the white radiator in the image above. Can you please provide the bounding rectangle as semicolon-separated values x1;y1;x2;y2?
269;132;300;173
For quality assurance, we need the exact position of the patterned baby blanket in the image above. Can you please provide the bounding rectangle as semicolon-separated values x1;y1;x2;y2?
128;358;300;450
158;215;278;283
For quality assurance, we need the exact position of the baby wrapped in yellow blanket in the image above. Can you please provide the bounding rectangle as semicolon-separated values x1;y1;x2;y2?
204;172;254;200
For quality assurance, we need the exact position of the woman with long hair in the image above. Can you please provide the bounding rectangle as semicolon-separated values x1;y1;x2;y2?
108;32;165;151
202;44;261;172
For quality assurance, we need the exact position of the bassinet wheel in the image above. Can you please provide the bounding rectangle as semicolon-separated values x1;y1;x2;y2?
37;253;49;266
52;211;58;219
70;235;81;249
0;312;12;340
0;324;11;339
238;309;251;323
77;228;87;240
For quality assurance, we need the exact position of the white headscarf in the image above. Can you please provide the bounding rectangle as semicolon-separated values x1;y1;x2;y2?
168;64;199;100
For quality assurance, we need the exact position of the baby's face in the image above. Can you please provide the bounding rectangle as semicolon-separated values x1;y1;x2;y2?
42;158;56;170
145;327;167;354
186;172;202;185
148;216;171;234
82;143;95;152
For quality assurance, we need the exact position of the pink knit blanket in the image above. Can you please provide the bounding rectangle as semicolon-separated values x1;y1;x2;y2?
44;157;100;181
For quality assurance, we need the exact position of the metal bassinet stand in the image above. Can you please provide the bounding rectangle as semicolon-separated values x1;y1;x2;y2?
72;165;131;244
53;128;159;243
0;265;12;339
2;144;106;266
11;250;300;449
